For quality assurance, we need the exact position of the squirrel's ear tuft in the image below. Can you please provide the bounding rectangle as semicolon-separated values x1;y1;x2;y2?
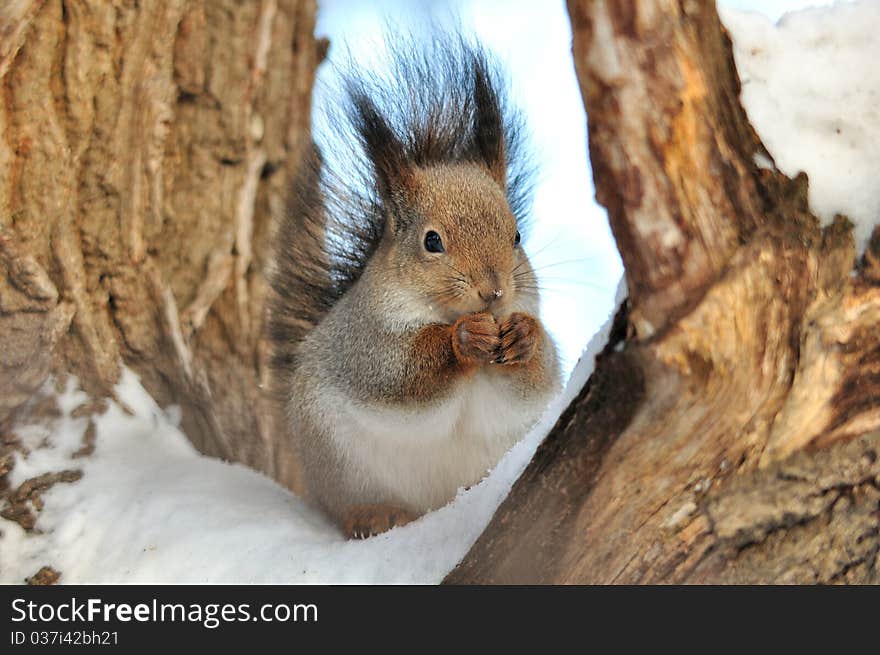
351;92;415;210
472;61;507;190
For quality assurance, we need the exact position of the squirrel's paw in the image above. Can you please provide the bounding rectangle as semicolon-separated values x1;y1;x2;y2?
495;312;539;365
452;312;500;365
343;504;416;540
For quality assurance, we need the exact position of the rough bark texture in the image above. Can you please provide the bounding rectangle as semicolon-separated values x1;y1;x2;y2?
1;0;322;507
447;0;880;584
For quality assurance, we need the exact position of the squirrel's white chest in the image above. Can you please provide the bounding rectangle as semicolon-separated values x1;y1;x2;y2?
325;371;546;513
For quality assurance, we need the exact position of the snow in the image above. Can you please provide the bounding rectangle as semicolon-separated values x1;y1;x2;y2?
0;283;627;584
721;1;880;256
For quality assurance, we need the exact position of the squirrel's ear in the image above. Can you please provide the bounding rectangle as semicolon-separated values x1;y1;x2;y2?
352;94;415;210
473;64;507;190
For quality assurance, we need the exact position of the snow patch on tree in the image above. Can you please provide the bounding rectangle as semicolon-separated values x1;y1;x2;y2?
722;1;880;256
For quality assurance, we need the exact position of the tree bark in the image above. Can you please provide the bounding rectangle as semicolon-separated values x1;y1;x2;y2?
1;0;322;500
446;0;880;584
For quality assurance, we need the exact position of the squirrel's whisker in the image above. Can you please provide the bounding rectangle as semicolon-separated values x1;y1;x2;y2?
520;232;569;263
522;257;594;273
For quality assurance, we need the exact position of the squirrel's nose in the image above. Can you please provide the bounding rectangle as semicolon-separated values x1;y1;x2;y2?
479;288;504;304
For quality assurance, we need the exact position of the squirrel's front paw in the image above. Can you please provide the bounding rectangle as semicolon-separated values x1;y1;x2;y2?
343;504;415;539
495;312;539;365
452;312;500;365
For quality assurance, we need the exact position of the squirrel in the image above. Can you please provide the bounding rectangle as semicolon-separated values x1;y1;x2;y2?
267;33;561;539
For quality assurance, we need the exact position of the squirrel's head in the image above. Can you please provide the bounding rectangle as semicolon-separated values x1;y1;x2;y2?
345;44;535;323
374;162;529;322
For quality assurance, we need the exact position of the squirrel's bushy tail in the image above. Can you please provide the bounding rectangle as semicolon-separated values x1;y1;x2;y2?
267;144;334;383
267;30;533;384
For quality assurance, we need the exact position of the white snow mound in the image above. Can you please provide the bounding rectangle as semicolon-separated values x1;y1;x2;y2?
721;1;880;255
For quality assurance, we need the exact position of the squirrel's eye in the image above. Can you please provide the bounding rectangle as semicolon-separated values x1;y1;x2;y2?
424;231;445;253
514;230;522;247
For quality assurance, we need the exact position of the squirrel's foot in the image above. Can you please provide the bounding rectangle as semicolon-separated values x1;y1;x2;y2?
495;312;539;365
343;504;416;539
452;312;499;365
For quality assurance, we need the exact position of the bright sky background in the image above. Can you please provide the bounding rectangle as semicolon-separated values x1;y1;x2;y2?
314;0;831;376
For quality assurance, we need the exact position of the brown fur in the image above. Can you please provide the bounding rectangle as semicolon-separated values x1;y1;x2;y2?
496;312;539;365
452;312;500;365
369;164;523;323
394;322;469;403
495;314;556;398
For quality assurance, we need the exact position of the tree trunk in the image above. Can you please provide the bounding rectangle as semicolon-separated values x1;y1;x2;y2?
446;0;880;584
1;0;322;499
